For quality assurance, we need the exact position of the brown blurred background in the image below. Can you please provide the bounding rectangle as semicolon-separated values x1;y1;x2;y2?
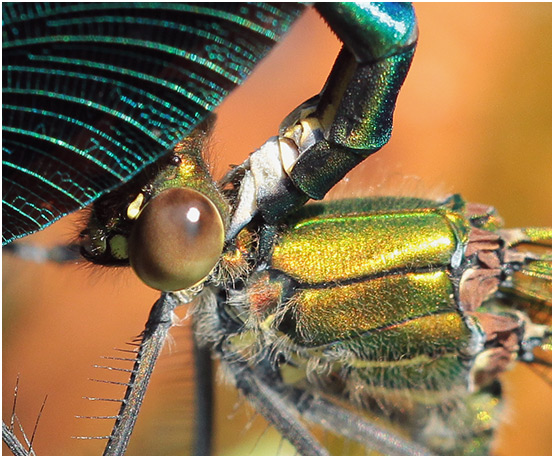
3;3;551;456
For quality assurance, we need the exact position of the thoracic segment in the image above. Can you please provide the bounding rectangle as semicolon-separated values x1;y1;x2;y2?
205;194;551;455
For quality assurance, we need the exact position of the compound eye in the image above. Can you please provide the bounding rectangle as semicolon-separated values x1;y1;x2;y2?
128;188;225;292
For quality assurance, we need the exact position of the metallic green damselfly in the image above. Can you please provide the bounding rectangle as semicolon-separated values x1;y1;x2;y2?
2;3;551;455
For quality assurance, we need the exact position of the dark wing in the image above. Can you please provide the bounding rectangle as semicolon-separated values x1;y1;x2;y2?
2;2;304;244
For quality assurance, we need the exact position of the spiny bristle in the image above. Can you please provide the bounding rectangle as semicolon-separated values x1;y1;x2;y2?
14;416;33;455
75;415;119;420
82;397;126;403
88;379;131;386
99;356;137;362
113;347;139;354
73;435;111;440
10;374;20;430
92;365;134;373
29;396;47;453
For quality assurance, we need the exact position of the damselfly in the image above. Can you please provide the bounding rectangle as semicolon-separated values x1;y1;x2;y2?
2;3;551;455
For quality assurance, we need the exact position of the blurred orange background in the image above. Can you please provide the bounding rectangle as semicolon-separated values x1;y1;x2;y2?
3;3;551;456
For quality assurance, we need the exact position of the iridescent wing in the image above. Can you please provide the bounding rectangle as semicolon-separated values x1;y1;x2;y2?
2;2;304;245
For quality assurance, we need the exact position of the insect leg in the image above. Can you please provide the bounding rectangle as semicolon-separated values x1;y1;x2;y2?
299;395;433;456
224;359;329;456
224;4;417;235
192;341;213;456
103;293;179;456
2;422;29;456
283;2;418;202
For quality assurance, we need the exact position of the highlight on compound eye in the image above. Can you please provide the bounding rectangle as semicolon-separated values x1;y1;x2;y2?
128;187;225;292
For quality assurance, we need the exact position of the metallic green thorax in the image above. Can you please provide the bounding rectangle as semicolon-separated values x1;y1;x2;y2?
247;197;477;386
219;194;551;454
272;197;467;285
